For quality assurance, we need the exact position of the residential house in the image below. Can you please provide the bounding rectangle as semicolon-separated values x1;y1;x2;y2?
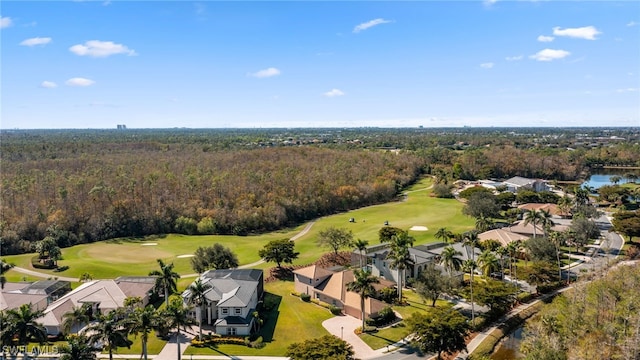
293;265;393;320
478;229;529;247
39;277;155;335
503;176;549;193
507;220;568;238
182;269;263;336
517;203;564;217
0;280;71;311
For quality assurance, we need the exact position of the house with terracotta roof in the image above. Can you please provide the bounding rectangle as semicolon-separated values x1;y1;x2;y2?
478;229;529;247
39;277;154;335
293;265;393;320
518;203;565;216
181;269;263;336
507;220;568;238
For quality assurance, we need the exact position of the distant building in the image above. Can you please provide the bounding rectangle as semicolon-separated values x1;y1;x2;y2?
116;124;127;130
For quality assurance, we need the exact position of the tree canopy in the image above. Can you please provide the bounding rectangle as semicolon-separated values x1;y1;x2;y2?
286;335;355;360
407;308;470;360
317;227;354;255
190;244;239;274
258;238;299;268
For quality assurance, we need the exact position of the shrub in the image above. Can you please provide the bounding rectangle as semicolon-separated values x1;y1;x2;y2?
355;326;378;334
54;265;69;272
329;305;342;315
537;281;563;294
249;336;265;349
517;292;535;304
300;293;311;302
31;255;55;269
470;316;487;331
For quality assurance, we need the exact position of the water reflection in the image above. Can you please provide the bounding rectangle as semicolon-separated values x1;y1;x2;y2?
490;326;524;360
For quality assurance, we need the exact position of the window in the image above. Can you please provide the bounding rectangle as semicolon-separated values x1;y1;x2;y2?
309;278;312;284
235;308;241;315
222;308;228;315
227;327;236;335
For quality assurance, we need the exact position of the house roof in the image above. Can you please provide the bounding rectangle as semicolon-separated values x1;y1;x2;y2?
426;242;481;262
0;292;48;311
517;203;563;216
408;246;439;264
478;229;529;247
508;221;568;236
19;280;70;296
214;315;252;327
184;269;262;308
293;265;334;280
504;176;537;187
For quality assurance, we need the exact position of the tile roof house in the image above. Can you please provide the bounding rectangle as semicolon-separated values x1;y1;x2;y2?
181;269;263;336
293;265;393;320
478;229;529;247
517;203;564;216
0;280;71;311
507;220;568;238
39;277;154;335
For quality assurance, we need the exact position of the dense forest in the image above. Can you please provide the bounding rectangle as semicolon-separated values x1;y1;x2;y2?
1;127;639;255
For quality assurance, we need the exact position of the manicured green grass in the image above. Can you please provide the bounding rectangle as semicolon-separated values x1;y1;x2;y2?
3;177;474;280
118;332;167;356
184;280;333;356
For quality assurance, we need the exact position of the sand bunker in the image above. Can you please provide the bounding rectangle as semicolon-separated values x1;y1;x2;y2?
177;254;195;258
141;243;158;246
409;226;428;231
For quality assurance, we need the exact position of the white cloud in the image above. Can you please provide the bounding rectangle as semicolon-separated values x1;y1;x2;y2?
248;67;281;78
0;16;12;28
323;89;345;97
553;26;601;40
483;0;498;6
69;40;136;57
20;37;52;46
505;55;523;61
480;62;494;69
616;88;638;93
40;81;57;88
353;18;392;33
627;21;638;27
537;35;554;42
65;77;95;87
530;49;571;61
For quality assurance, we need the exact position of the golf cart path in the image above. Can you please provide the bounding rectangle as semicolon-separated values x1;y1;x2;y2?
10;266;79;282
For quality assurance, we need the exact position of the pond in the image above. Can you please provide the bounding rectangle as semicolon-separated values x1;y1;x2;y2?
490;326;524;360
582;170;639;189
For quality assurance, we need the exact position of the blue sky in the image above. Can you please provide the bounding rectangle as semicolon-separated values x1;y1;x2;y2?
1;1;639;129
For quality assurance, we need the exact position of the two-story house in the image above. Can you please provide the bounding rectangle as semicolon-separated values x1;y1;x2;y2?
182;269;263;336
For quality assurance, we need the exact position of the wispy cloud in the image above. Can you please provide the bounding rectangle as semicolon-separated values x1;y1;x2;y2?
69;40;136;57
194;3;206;15
553;26;601;40
480;62;494;69
627;21;638;27
483;0;498;6
616;88;638;93
537;35;554;42
323;89;345;97
40;81;57;88
65;77;95;87
20;37;52;46
505;55;523;61
0;16;12;29
248;67;281;78
530;49;571;61
353;18;392;33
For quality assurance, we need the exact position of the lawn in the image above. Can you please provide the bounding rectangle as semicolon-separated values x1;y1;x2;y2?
183;280;333;356
3;177;474;280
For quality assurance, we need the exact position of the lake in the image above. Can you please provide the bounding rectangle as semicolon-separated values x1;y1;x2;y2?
581;170;639;189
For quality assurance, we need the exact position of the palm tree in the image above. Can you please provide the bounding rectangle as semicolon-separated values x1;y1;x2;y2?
463;231;479;262
625;173;638;184
475;215;493;233
62;303;92;334
462;259;477;323
557;195;573;218
149;259;180;307
185;278;212;341
477;250;499;278
506;241;522;282
496;246;508;279
127;305;159;360
353;239;369;268
388;232;414;302
434;227;453;243
0;259;15;290
439;246;463;276
610;175;622;185
86;310;132;360
346;269;380;331
164;298;195;360
58;334;97;360
523;209;543;238
548;231;564;280
4;303;47;345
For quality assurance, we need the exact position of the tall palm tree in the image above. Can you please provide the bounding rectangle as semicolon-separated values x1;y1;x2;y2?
86;310;132;360
610;175;622;185
477;250;499;278
523;209;543;238
388;232;414;302
353;239;369;268
127;305;159;360
434;227;453;243
185;278;212;341
0;259;15;290
462;259;477;323
439;246;462;276
506;241;522;282
164;298;195;360
538;209;555;238
62;303;92;335
346;269;380;331
4;303;47;345
475;215;493;233
557;195;573;218
548;231;564;280
496;246;508;279
463;231;479;262
149;259;180;307
58;334;97;360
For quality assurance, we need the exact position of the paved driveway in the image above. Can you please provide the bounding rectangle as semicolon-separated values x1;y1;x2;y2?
323;315;384;359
